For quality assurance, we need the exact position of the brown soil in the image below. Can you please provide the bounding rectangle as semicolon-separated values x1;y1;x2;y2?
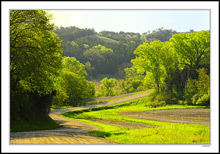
119;108;210;125
86;119;155;129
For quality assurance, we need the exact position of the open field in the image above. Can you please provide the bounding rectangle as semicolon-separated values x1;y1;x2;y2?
62;95;210;144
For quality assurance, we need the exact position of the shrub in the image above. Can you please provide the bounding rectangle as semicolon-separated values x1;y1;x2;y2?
192;93;201;105
137;86;145;92
183;68;210;106
196;92;210;106
99;78;117;96
146;99;166;108
178;100;185;105
184;78;198;105
146;92;167;108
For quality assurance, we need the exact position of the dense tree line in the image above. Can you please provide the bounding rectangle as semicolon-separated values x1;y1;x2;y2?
131;30;210;106
146;28;178;42
96;30;210;106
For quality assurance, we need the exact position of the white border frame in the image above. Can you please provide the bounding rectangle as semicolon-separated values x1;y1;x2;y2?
1;1;219;153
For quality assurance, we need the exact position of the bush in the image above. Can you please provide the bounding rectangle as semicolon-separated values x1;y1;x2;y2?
99;78;117;96
195;92;210;106
184;78;198;105
183;68;210;106
192;93;201;105
146;92;167;108
137;86;145;92
146;99;166;108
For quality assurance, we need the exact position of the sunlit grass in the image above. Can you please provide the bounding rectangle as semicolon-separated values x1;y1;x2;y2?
61;96;210;144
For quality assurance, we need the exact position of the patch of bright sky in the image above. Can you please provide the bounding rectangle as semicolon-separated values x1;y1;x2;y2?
47;10;210;34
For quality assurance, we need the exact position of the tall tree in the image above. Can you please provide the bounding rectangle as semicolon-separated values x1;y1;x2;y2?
170;30;210;79
131;41;166;91
10;10;63;121
54;57;95;106
10;10;62;95
99;78;117;96
62;57;87;78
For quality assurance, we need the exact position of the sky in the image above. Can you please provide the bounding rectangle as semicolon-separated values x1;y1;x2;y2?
47;10;210;34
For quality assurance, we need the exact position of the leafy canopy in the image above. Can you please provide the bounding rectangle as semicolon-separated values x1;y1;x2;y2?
10;10;63;95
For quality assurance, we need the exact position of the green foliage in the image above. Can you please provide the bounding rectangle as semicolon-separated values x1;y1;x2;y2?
98;30;142;44
116;62;132;76
146;91;167;107
10;10;63;95
10;10;63;129
196;92;210;106
62;57;87;77
131;31;210;105
99;78;117;96
54;27;144;75
54;27;182;76
132;41;167;91
143;74;155;89
124;67;142;79
118;74;146;95
128;78;143;91
136;86;145;92
184;78;198;105
170;31;210;75
146;28;178;42
53;57;95;107
52;76;69;106
83;44;114;74
184;68;210;106
84;61;94;77
146;99;166;108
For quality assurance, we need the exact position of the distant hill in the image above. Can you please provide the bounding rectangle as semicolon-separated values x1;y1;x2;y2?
53;26;206;75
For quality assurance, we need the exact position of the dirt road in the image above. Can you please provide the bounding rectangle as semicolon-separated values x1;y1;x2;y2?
10;91;152;144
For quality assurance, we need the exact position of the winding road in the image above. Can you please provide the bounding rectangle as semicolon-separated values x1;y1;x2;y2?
10;91;152;144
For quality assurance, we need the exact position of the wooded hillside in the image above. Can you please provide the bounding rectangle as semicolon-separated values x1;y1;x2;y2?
54;26;178;75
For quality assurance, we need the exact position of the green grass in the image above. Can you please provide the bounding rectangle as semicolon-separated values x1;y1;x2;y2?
10;115;59;132
61;96;210;144
51;105;74;110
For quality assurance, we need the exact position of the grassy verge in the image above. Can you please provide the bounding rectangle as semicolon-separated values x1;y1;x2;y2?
51;105;74;111
61;96;210;144
10;115;59;132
